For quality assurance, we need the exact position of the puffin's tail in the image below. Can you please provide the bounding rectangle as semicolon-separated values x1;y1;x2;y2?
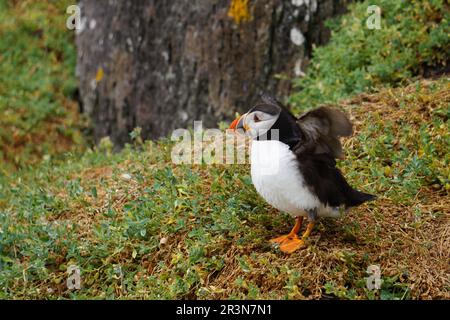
346;189;377;207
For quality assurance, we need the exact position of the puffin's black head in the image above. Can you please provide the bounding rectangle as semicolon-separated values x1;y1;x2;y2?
229;94;303;146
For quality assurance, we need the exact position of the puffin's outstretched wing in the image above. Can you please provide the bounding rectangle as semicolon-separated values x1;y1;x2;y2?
295;107;353;159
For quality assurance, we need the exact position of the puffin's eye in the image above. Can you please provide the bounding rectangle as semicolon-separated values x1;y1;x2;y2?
253;114;261;122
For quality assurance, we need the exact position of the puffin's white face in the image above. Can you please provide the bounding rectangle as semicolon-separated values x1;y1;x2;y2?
230;109;280;139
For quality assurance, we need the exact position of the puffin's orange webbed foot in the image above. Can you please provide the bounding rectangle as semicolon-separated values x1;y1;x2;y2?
270;216;306;253
270;219;315;254
279;235;306;254
269;234;293;245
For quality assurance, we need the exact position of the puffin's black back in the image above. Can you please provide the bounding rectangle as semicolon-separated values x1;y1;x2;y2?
264;109;304;149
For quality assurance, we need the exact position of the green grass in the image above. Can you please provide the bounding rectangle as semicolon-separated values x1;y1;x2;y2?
0;0;86;170
0;78;448;299
0;0;448;300
289;0;449;111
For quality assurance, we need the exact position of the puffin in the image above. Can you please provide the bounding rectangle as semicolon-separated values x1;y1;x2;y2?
229;95;376;253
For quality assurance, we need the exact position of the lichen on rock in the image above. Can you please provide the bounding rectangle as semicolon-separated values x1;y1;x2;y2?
228;0;252;25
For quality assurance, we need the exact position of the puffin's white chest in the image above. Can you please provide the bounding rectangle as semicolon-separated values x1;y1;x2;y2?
250;140;331;217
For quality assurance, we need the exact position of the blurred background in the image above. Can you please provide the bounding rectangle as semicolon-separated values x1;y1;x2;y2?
1;0;448;169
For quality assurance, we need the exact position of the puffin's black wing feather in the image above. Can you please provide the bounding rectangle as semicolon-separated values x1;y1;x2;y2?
297;153;376;208
296;107;353;159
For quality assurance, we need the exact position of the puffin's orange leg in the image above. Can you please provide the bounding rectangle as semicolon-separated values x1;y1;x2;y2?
301;222;315;239
278;221;315;254
270;217;303;245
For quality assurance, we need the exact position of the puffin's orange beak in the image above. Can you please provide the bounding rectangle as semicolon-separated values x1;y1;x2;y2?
229;114;246;130
229;116;241;130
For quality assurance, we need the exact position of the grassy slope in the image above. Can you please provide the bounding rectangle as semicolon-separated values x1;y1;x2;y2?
0;0;449;300
1;78;448;299
0;0;86;171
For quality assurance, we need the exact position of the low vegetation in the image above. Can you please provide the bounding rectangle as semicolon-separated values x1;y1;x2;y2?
1;79;448;299
0;0;86;171
0;0;448;300
289;0;449;110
